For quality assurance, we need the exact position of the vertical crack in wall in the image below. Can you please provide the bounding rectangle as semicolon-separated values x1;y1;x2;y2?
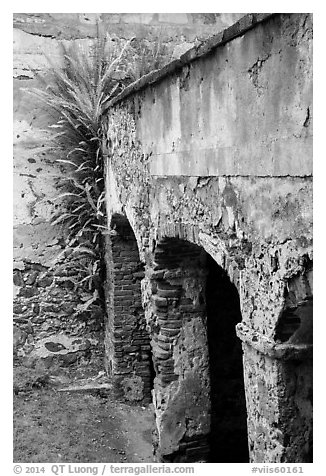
247;53;271;96
303;107;310;128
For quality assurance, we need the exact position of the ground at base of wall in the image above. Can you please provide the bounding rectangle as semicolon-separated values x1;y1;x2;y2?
13;384;155;463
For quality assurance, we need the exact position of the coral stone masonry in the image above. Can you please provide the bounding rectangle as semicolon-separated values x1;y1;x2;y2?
13;11;244;368
104;214;153;403
103;13;312;463
14;12;313;464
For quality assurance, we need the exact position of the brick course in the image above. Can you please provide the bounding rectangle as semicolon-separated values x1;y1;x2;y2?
104;214;153;403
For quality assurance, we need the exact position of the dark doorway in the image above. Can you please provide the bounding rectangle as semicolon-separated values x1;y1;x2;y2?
205;254;249;462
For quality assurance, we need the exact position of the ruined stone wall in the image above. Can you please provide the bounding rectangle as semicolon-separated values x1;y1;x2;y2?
13;13;242;369
14;13;244;49
150;238;210;462
104;13;313;462
104;214;152;403
13;64;105;370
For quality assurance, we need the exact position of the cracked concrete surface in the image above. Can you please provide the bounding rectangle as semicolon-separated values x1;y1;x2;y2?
104;13;312;463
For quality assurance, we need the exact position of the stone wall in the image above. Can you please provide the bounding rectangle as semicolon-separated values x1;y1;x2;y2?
103;13;313;463
13;13;244;46
149;238;210;462
13;75;104;369
104;214;152;403
13;11;313;464
13;13;242;371
13;65;106;369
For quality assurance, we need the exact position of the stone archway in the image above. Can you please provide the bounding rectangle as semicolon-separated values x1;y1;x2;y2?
104;213;154;404
205;253;248;462
236;258;313;463
148;237;248;462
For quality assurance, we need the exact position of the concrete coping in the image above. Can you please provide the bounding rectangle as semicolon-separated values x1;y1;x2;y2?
105;13;276;111
236;322;313;361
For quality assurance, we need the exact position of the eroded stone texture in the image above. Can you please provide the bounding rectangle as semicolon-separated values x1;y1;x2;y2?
104;214;152;403
13;30;106;367
148;239;210;462
242;344;312;462
13;11;313;464
13;13;244;47
14;12;239;370
104;13;313;463
143;239;249;462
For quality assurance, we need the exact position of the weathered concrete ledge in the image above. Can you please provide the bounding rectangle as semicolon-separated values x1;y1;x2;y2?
106;13;275;109
105;13;312;179
104;12;313;463
236;322;313;361
149;138;312;177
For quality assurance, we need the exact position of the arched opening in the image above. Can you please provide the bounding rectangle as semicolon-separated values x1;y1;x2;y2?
150;237;248;462
105;213;154;403
205;254;249;462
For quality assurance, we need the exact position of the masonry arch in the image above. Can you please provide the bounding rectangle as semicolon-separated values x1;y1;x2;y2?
104;213;154;403
149;236;248;462
205;253;248;461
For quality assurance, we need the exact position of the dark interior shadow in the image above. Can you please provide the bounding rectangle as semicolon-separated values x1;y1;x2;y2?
205;254;249;462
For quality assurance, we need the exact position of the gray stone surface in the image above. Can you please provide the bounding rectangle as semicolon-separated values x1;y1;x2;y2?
13;12;313;464
14;12;238;367
103;13;313;463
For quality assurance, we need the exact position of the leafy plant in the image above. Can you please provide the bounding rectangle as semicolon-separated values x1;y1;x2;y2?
125;33;170;81
29;32;133;242
25;28;170;324
27;27;169;245
24;31;136;319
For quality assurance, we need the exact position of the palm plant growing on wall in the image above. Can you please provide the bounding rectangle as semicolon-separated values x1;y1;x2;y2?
26;31;134;317
26;29;169;321
32;34;131;237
